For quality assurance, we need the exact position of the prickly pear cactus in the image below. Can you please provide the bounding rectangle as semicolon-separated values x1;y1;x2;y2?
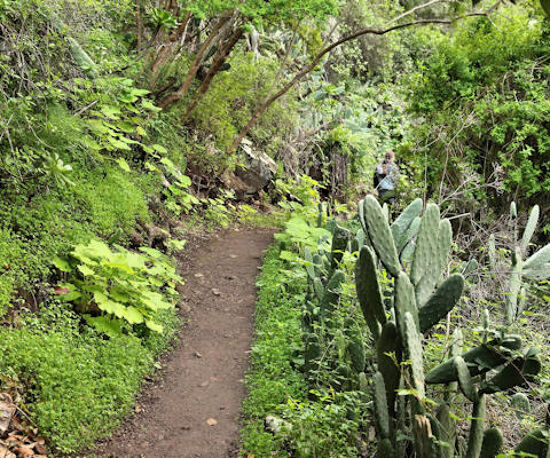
391;197;423;252
355;199;545;458
480;427;503;458
418;274;464;332
356;246;386;338
361;196;401;277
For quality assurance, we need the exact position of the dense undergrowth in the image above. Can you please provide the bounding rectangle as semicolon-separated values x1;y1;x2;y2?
0;1;290;454
1;0;550;455
242;195;550;457
241;243;369;457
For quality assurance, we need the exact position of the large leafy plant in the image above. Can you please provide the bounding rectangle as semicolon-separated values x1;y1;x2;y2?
53;240;181;336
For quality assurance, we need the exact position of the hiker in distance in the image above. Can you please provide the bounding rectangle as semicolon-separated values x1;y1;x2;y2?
373;150;399;206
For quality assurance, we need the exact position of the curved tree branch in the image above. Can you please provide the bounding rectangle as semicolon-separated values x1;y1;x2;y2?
227;6;500;153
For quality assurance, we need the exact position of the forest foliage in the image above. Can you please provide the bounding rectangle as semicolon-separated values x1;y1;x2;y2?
0;0;549;455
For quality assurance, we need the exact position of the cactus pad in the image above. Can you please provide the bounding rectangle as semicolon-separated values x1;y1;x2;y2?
480;427;503;458
362;196;401;277
320;270;345;317
395;272;419;342
481;349;542;394
391;198;423;252
520;204;540;254
436;403;456;458
426;335;522;384
418;274;464;332
331;225;352;270
515;428;549;457
356;246;386;337
377;321;402;414
373;371;391;439
410;203;440;286
465;395;486;458
404;312;425;398
454;356;478;402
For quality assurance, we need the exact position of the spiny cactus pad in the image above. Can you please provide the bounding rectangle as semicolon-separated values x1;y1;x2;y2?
331;225;352;270
426;336;522;384
377;321;401;413
410;203;440;286
515;428;550;457
454;356;478;402
480;427;503;458
356;246;386;337
437;219;453;277
481;350;542;394
313;277;324;301
362;196;401;277
511;393;531;420
391;198;423;252
520;204;540;254
465;395;486;458
320;270;346;317
436;403;456;458
400;216;422;265
505;246;523;324
404;312;425;398
523;244;550;280
416;216;451;307
395;272;419;342
418;274;464;332
373;371;391;439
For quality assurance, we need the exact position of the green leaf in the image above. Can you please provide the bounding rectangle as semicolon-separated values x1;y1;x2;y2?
280;250;298;261
98;298;126;317
106;136;132;151
136;126;147;137
100;105;122;119
84;315;124;338
146;320;163;333
122;306;144;324
52;256;71;272
141;99;161;112
78;264;95;276
154;144;168;154
116;157;131;172
130;88;150;97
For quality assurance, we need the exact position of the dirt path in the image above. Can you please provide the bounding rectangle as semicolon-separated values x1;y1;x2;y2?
95;229;274;458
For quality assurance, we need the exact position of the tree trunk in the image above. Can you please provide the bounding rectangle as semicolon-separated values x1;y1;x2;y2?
150;11;192;81
182;26;244;121
136;0;143;50
157;11;234;109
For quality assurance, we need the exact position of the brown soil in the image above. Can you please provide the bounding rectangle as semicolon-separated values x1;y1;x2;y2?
94;228;274;458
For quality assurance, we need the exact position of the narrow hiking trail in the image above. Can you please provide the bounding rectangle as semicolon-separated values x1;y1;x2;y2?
95;229;274;458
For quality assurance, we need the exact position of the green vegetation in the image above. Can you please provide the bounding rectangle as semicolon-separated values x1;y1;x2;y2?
53;240;180;335
243;195;550;457
1;0;550;455
0;301;179;452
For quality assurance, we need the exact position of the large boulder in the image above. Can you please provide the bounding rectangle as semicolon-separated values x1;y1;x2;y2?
234;139;277;194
